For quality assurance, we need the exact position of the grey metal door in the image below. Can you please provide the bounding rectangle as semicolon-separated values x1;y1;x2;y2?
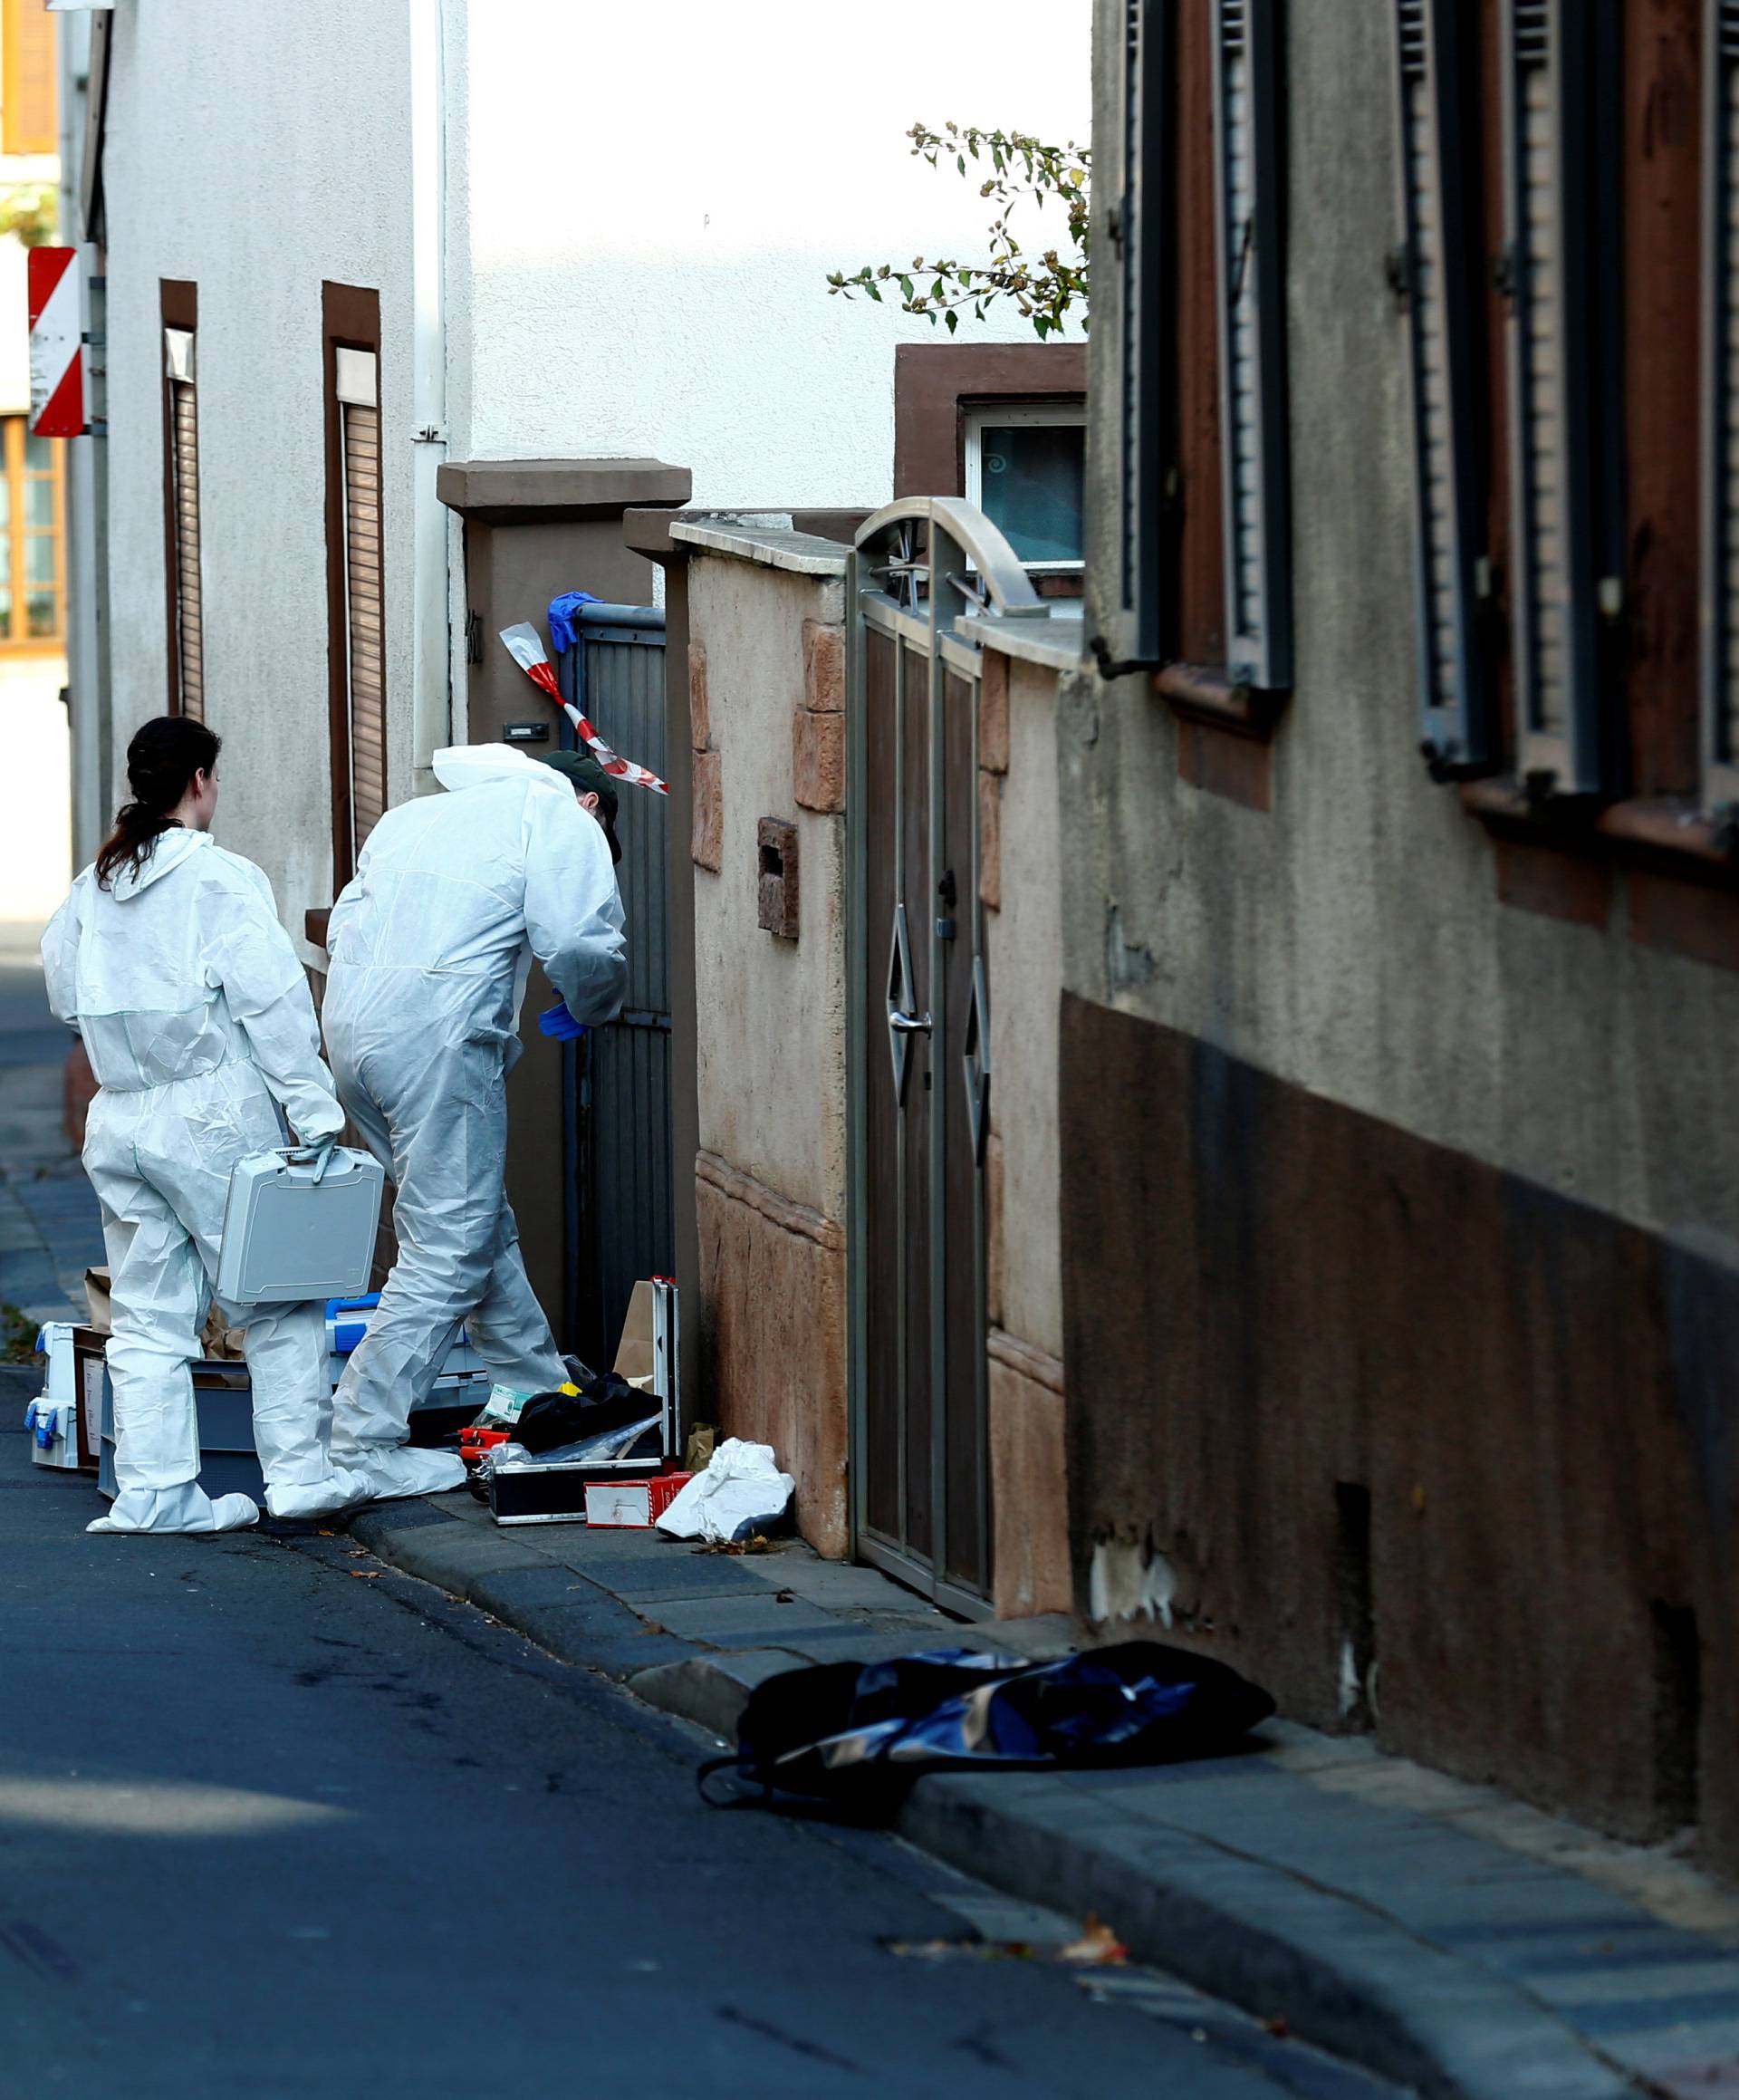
557;602;672;1370
847;498;1049;1616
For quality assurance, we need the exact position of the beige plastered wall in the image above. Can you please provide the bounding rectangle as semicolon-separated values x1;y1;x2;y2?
1072;0;1739;1274
982;646;1071;1617
686;542;849;1555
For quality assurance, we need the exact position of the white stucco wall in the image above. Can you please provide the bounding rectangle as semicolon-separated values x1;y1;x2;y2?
100;0;417;938
0;661;71;924
454;0;1090;505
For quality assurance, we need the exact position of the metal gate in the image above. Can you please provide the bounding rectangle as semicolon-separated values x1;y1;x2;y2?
846;498;1056;1614
557;602;673;1371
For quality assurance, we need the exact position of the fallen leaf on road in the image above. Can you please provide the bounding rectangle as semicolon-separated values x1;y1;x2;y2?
348;1571;383;1580
1057;1916;1128;1966
1263;2016;1291;2038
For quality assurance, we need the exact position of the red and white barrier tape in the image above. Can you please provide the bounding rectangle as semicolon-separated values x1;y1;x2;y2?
498;622;669;797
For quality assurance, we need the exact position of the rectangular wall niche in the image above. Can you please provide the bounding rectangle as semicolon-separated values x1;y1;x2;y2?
757;817;799;939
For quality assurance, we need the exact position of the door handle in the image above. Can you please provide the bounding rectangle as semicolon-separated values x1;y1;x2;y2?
889;1010;932;1036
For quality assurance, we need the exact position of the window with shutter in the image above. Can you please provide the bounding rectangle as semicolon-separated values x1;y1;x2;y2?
1211;0;1291;692
1093;0;1169;672
334;347;385;859
163;325;203;722
322;282;383;891
1702;0;1739;819
1391;0;1493;774
1499;0;1615;797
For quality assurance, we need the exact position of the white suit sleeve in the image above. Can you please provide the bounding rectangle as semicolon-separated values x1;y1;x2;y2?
209;872;347;1145
40;891;81;1029
522;787;628;1027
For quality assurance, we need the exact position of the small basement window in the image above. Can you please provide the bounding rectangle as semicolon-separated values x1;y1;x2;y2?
964;401;1085;571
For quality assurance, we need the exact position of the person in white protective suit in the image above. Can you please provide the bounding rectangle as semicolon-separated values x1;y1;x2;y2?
321;743;628;1500
42;717;369;1532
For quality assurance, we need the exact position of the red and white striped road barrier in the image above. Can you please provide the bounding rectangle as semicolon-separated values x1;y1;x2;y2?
27;246;84;439
498;622;669;796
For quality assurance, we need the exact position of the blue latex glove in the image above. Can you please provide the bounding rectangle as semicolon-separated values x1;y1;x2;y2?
538;1000;589;1042
547;591;601;656
288;1138;338;1184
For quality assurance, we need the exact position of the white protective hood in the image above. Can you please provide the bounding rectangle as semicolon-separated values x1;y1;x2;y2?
431;743;572;798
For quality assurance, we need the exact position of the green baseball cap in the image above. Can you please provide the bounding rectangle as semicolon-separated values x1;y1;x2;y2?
536;750;622;864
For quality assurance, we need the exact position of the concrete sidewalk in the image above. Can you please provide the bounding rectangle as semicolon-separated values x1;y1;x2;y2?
349;1488;1739;2100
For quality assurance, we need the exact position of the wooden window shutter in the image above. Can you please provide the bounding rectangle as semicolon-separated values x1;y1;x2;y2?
1211;0;1292;692
336;347;385;854
1391;0;1493;775
1093;0;1170;672
1703;0;1739;819
1498;0;1622;798
164;327;204;721
4;0;57;158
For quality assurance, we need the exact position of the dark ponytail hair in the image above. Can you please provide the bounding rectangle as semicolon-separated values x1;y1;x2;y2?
95;717;221;890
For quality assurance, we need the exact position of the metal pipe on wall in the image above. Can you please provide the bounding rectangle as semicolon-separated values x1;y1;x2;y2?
408;0;450;789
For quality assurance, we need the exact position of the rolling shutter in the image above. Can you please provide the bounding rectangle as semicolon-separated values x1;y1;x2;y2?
336;347;385;853
1094;0;1169;672
164;327;203;722
1391;0;1491;774
1211;0;1291;691
1703;0;1739;816
1499;0;1608;795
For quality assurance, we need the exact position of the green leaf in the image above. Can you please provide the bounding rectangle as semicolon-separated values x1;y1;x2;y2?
946;308;958;334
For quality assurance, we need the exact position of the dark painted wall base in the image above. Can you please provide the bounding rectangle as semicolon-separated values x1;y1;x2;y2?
1059;993;1739;1873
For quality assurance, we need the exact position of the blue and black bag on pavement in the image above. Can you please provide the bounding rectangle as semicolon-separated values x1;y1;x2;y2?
698;1642;1274;1814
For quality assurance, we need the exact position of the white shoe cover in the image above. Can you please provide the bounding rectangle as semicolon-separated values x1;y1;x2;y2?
88;1485;260;1534
351;1447;467;1501
264;1470;371;1520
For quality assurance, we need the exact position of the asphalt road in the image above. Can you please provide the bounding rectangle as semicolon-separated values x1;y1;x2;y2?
0;1414;1408;2100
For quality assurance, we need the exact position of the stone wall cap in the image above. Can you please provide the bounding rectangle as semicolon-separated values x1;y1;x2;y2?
437;457;692;520
670;514;850;578
960;608;1084;675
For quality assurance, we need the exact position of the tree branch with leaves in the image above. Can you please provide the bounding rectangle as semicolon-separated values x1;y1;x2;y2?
827;121;1090;339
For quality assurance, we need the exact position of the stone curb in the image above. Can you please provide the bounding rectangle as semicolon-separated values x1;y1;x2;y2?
344;1496;1638;2100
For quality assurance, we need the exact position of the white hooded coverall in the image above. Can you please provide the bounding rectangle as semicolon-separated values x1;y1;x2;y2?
42;830;356;1532
322;745;627;1498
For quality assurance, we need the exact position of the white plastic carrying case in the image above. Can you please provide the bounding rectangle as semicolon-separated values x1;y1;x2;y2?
216;1147;385;1305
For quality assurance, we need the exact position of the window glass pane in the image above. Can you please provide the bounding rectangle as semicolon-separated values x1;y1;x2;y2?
24;477;53;530
24;433;51;474
26;591;55;638
0;581;14;638
24;534;54;585
977;421;1085;565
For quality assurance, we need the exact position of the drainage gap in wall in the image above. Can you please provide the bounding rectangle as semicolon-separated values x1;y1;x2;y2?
1333;1482;1376;1730
1650;1600;1701;1835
